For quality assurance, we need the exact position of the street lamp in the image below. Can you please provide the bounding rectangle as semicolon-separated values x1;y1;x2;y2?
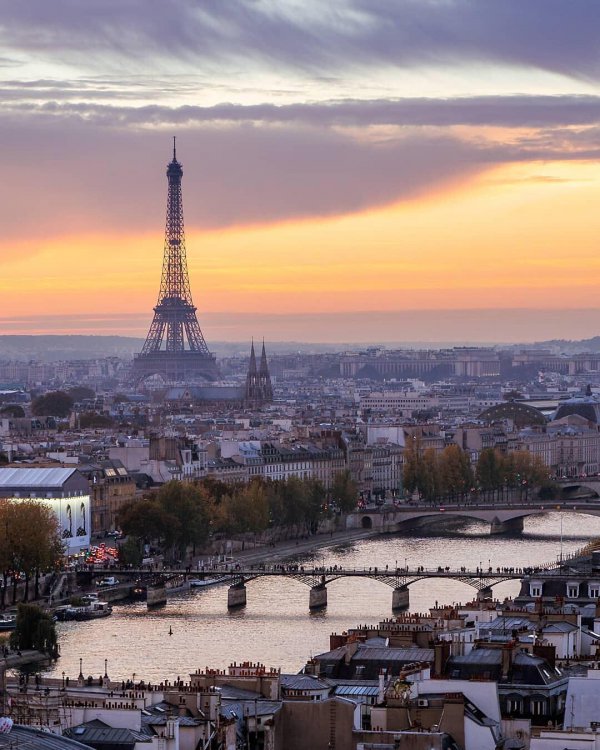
62;671;65;690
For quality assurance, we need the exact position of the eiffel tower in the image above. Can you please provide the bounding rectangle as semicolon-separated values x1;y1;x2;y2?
133;140;219;383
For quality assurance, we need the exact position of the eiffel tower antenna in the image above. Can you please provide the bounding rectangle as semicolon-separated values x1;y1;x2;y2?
132;142;219;383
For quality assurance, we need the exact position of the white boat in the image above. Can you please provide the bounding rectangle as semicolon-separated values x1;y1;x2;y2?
64;601;113;621
0;614;16;631
189;576;229;588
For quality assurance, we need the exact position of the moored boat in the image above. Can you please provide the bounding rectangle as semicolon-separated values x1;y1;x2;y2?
0;614;16;631
130;584;147;601
189;576;229;588
57;601;113;621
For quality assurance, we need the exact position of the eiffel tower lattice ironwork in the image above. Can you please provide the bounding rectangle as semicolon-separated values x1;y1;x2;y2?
133;140;219;383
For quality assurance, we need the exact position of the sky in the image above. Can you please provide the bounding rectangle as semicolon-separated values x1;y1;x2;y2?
2;0;600;344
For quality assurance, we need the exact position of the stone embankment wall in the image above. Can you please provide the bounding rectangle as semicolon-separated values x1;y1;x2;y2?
204;514;344;557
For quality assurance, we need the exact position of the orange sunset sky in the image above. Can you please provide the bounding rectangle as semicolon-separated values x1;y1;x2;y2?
2;1;600;343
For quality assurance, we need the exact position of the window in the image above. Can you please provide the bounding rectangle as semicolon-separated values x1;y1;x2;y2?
530;584;542;597
567;583;580;599
530;698;546;716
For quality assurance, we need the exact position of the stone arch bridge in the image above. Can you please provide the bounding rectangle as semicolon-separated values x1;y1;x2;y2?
350;491;600;535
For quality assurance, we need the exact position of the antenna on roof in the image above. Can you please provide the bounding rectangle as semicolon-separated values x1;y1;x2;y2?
173;136;177;161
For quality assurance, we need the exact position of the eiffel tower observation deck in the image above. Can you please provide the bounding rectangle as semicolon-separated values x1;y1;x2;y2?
133;140;219;384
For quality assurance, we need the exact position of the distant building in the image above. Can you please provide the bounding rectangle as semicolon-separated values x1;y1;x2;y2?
160;341;273;409
245;340;274;407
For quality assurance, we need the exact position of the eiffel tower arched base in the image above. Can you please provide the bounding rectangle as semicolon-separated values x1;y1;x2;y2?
132;350;219;384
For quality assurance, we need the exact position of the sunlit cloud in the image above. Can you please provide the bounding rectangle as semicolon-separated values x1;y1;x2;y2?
2;1;600;341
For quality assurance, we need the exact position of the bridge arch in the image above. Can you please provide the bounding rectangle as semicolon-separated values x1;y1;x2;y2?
361;515;373;529
560;483;600;499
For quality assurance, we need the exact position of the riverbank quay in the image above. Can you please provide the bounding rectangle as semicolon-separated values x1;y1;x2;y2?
0;644;55;673
216;524;381;567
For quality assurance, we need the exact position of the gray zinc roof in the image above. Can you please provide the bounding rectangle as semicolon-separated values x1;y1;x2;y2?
221;699;283;720
482;617;531;632
0;467;79;489
1;724;94;749
65;723;151;745
334;684;380;697
281;674;330;691
218;685;263;700
543;621;579;633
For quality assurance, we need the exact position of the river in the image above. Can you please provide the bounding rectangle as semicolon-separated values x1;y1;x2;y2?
47;512;600;681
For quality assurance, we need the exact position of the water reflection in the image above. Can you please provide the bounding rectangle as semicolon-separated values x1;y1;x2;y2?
48;512;600;680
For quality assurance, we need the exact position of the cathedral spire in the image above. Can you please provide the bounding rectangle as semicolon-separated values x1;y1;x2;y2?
249;338;257;374
259;338;269;375
245;338;273;407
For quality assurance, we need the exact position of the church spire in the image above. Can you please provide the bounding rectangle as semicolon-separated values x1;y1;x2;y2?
249;338;257;375
245;338;273;407
259;338;269;375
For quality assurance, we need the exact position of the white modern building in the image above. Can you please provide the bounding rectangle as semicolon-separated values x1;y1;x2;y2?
0;467;91;554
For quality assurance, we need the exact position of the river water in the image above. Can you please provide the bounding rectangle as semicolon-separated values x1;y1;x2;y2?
47;512;600;681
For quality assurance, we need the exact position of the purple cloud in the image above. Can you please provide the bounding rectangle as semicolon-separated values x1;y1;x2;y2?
0;0;599;81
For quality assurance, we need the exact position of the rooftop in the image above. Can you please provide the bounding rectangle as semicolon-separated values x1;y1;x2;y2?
0;466;79;488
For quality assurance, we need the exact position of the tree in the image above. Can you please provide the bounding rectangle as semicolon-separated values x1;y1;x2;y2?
0;500;63;603
198;476;232;503
118;535;143;566
118;482;210;561
331;471;358;513
0;405;25;418
79;413;114;428
31;391;73;418
402;436;420;496
7;500;63;601
217;482;270;535
157;481;210;558
303;478;326;533
476;448;503;492
10;603;57;655
68;386;95;402
117;498;169;544
0;503;12;608
440;444;473;498
420;448;443;502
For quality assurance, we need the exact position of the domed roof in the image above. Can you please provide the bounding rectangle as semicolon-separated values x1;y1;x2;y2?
478;400;546;427
553;396;600;424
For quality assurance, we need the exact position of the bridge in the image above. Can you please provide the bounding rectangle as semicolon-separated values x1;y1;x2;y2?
558;477;600;498
349;493;600;535
82;564;562;611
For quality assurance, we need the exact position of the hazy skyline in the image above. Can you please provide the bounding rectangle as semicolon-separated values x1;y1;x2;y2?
2;1;600;343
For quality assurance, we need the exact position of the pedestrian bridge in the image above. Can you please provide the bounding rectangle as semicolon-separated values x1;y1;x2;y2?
84;563;561;612
349;496;600;535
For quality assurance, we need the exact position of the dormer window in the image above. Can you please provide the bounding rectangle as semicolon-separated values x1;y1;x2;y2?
529;581;543;598
567;581;581;599
589;582;600;598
